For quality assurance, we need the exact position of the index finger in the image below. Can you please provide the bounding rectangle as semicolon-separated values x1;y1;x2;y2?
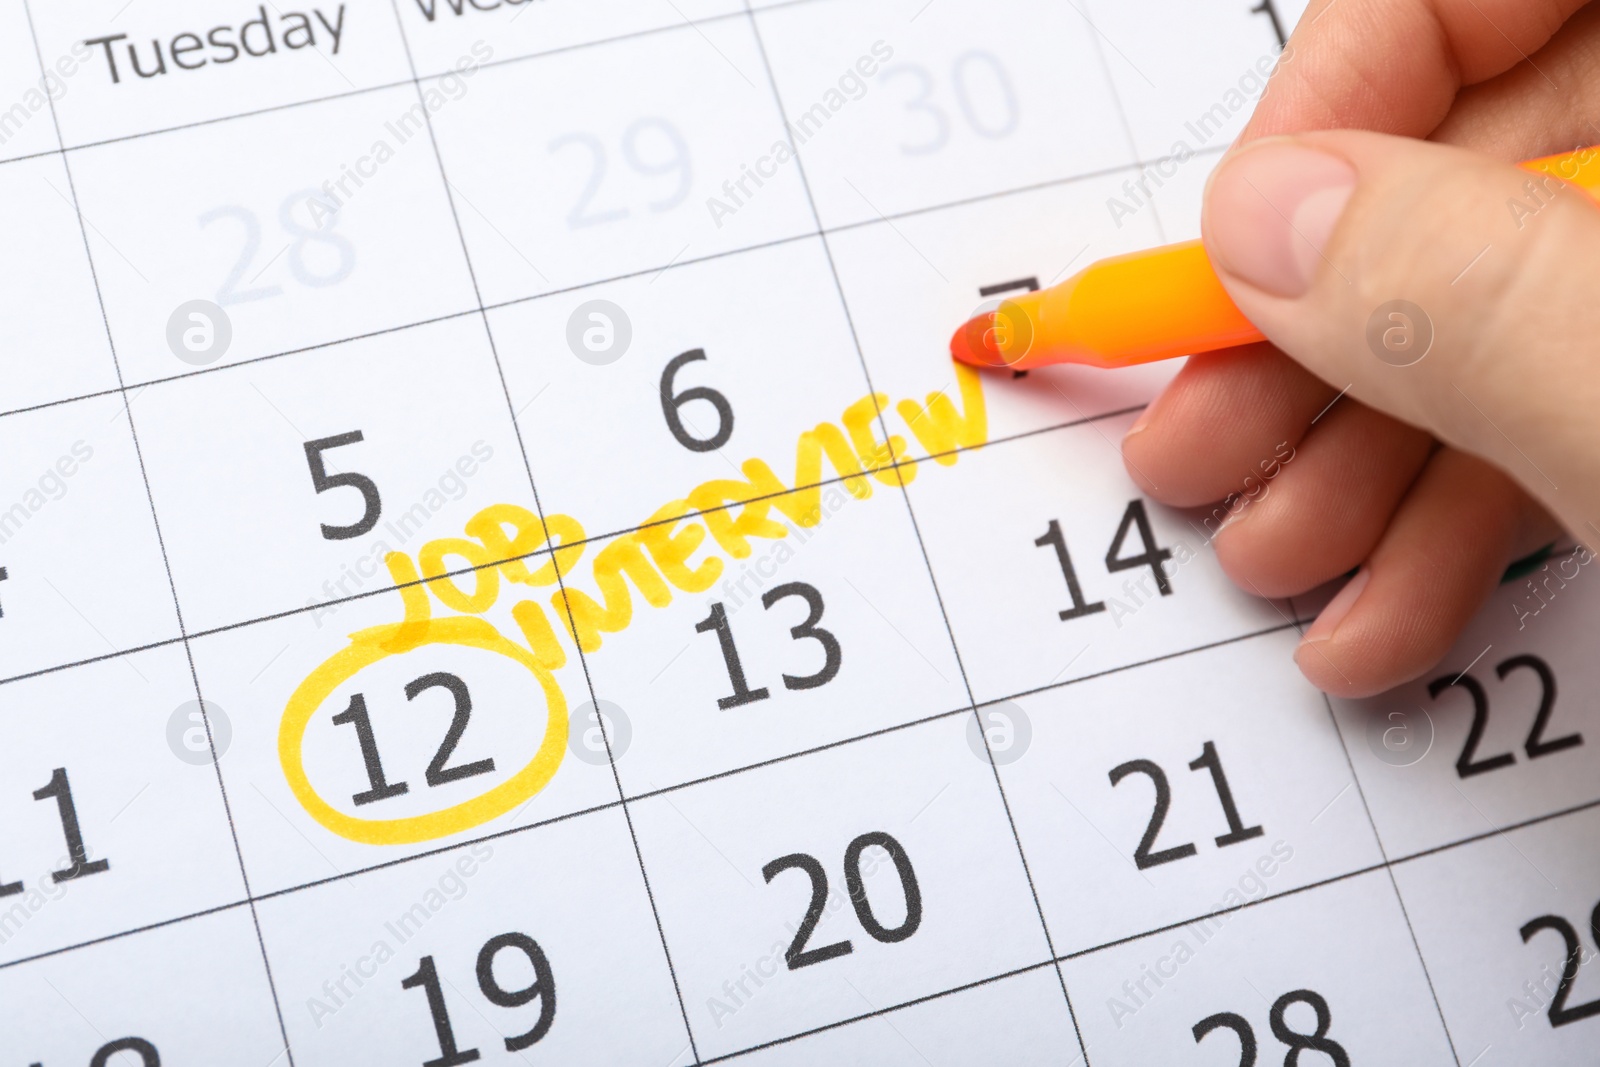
1244;0;1587;139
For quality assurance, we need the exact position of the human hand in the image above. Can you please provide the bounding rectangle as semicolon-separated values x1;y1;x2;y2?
1122;0;1600;698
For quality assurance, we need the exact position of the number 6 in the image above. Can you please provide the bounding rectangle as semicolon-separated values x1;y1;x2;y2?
660;349;734;452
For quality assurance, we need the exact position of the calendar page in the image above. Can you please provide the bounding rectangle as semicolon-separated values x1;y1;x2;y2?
5;0;1600;1064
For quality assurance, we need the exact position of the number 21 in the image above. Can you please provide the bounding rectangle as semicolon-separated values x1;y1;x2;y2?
1110;740;1261;870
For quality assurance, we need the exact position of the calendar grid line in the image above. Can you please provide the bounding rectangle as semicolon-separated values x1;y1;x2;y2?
1054;863;1393;965
853;293;1081;1057
699;957;1068;1064
5;611;1322;976
17;3;300;1060
248;796;625;904
0;617;1338;988
15;778;1600;1046
816;143;1227;236
737;5;1101;1061
57;79;418;156
486;219;717;1067
43;147;1173;416
11;3;1589;1058
1389;792;1600;865
1073;0;1170;247
71;231;817;411
713;778;1600;1059
381;0;706;1057
0;402;1150;691
1050;774;1600;960
1315;689;1466;1064
0;127;1201;426
13;0;829;166
0;144;61;168
0;896;255;973
622;695;984;804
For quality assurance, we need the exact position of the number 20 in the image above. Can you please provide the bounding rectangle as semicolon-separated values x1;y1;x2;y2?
763;831;922;970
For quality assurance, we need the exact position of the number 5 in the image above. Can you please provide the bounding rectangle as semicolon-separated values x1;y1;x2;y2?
304;431;381;540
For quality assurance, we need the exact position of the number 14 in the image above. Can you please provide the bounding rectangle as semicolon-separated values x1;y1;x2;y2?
1037;499;1175;622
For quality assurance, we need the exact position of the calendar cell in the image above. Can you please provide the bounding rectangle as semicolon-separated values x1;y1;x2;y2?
0;395;179;681
3;905;285;1063
829;175;1178;452
1062;869;1456;1065
426;18;814;305
996;630;1382;956
492;237;885;537
905;413;1292;703
69;86;477;386
1085;0;1309;160
395;0;744;76
1333;565;1600;859
754;0;1135;229
132;316;534;633
0;645;248;964
0;154;121;414
736;966;1084;1066
1393;805;1600;1067
630;715;1052;1059
566;480;969;796
258;807;693;1066
34;0;411;146
188;582;618;896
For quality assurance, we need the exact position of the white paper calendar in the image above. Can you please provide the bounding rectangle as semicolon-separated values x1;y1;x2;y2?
6;0;1600;1063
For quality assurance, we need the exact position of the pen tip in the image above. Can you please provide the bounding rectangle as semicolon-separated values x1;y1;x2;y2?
949;312;1009;369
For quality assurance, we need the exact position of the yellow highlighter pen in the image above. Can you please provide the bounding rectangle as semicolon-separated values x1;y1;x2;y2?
950;144;1600;371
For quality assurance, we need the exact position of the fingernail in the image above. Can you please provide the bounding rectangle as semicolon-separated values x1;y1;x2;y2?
1206;141;1356;298
1299;567;1369;648
1125;405;1154;439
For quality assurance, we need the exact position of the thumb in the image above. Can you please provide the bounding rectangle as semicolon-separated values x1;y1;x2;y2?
1202;131;1600;542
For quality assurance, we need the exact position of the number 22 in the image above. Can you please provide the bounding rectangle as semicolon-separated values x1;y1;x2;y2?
1428;653;1580;779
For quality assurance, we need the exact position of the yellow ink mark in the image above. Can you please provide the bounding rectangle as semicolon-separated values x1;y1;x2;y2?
419;536;498;613
636;499;722;593
285;361;990;843
843;393;915;485
896;362;988;465
463;504;585;587
554;533;673;653
690;467;792;559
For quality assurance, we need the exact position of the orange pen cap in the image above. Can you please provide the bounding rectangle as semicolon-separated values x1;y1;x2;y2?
953;143;1600;372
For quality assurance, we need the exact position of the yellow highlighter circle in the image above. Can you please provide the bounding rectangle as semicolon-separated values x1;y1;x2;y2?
279;615;568;846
